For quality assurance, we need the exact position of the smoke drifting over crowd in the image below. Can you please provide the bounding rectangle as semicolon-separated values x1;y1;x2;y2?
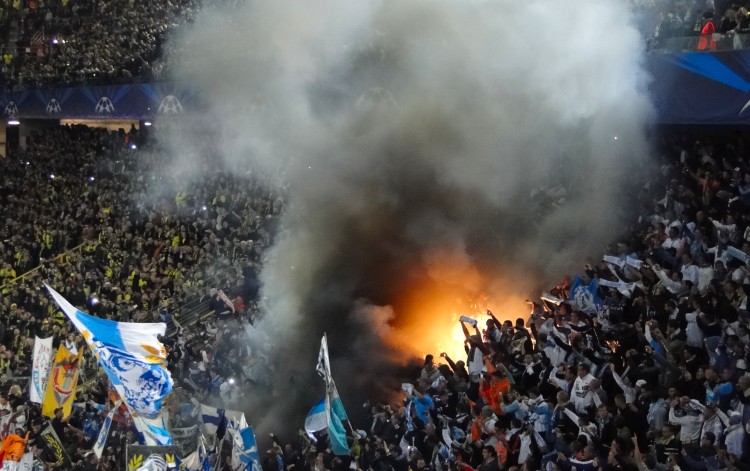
167;0;653;429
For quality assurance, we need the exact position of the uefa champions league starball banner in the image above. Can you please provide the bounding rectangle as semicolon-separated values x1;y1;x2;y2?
0;82;198;119
7;50;750;123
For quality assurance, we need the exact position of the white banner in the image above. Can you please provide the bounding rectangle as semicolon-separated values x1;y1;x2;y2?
30;336;54;404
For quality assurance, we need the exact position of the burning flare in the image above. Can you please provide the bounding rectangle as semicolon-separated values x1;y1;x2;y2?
383;251;529;363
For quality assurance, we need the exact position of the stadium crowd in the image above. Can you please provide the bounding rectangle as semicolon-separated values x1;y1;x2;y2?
1;125;749;471
2;0;202;88
0;3;747;471
641;1;750;50
280;131;750;471
3;0;750;90
0;123;282;469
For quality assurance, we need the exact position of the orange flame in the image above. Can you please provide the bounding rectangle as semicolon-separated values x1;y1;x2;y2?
382;249;529;364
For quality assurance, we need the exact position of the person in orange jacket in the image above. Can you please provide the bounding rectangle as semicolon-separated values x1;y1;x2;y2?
698;11;717;51
0;428;29;470
479;356;513;415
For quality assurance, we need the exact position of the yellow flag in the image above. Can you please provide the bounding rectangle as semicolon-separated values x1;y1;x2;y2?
42;345;83;418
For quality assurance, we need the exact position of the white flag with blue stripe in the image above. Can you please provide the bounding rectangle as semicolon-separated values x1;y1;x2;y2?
93;400;121;458
46;285;173;420
199;402;245;437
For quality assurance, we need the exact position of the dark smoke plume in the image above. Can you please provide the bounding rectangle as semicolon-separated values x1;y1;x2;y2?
165;0;653;433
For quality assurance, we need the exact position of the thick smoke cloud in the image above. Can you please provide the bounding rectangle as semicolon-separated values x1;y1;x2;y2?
166;0;652;431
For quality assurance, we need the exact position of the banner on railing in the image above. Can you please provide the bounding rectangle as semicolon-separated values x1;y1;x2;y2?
7;50;750;125
0;83;197;120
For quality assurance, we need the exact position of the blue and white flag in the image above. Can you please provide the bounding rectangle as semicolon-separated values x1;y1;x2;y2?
133;413;173;446
229;425;261;471
46;285;173;419
93;400;121;458
317;334;350;456
404;400;415;432
199;402;245;437
199;403;224;436
568;276;601;315
304;399;327;436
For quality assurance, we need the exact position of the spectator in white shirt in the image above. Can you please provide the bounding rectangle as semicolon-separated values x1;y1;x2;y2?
652;264;687;295
710;215;738;243
707;243;731;266
685;301;706;349
680;253;699;286
723;411;744;458
571;363;595;414
668;398;702;443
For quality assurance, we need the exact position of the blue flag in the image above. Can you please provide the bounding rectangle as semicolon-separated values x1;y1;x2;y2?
568;276;601;314
305;399;327;435
238;426;261;471
133;414;173;446
327;388;350;456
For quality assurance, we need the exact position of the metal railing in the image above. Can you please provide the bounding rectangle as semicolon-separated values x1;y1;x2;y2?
0;241;88;291
648;32;750;53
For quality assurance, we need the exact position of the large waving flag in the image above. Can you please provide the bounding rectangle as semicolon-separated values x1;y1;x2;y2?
41;344;82;418
46;285;173;419
316;334;350;456
30;336;54;404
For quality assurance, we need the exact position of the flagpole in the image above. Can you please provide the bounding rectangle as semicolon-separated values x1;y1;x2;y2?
215;435;225;470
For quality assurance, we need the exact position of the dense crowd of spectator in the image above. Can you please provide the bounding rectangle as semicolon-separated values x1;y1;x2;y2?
3;0;750;90
272;130;750;471
644;1;750;50
6;130;746;471
0;122;749;471
0;124;283;469
1;0;202;88
0;2;748;471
